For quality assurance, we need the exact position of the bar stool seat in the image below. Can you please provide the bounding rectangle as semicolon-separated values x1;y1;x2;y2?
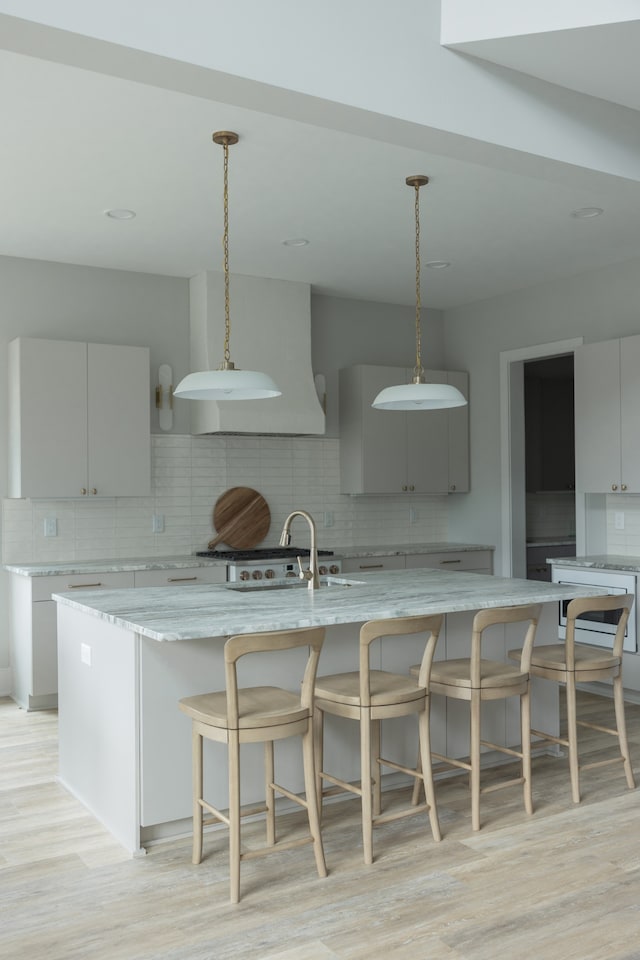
314;614;443;864
179;625;327;903
508;594;635;804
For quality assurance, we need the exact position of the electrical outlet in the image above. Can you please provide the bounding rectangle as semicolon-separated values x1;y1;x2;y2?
409;507;418;524
323;511;334;528
152;513;165;533
615;511;625;530
44;517;57;537
80;643;92;666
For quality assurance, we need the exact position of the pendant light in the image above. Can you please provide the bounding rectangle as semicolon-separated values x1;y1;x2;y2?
372;176;467;410
174;132;281;401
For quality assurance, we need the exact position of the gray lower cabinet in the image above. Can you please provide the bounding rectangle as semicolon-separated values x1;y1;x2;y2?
342;550;493;576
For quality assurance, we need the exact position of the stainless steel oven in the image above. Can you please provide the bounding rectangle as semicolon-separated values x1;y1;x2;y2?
552;566;637;652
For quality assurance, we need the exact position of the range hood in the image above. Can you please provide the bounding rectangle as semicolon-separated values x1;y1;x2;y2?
187;272;325;436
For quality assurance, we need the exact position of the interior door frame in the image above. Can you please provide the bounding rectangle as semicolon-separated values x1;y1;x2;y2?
499;337;583;578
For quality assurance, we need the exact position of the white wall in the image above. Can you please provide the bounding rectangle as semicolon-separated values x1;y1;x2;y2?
443;256;640;571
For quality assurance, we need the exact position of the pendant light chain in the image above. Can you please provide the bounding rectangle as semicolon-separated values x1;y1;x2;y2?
414;181;423;379
222;138;231;366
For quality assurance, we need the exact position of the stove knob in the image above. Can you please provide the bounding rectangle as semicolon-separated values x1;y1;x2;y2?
264;568;276;579
239;570;250;581
329;564;340;575
285;570;297;578
252;569;263;580
318;565;328;576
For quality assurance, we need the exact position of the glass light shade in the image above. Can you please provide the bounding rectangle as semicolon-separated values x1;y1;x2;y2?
372;381;467;410
174;368;281;400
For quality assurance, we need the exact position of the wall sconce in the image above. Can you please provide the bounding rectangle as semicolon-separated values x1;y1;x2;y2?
156;363;174;431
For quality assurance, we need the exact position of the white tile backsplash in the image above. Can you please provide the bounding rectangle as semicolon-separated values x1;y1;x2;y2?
2;435;449;564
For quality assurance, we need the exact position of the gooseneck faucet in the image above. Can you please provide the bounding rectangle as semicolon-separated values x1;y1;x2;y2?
279;510;320;590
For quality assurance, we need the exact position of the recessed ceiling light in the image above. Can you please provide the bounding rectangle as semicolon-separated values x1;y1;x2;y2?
282;237;309;247
105;208;136;220
425;260;451;269
570;207;604;219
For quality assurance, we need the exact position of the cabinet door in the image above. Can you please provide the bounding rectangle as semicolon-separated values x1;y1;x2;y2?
620;334;640;493
407;369;448;494
9;338;88;498
574;339;621;493
88;344;151;497
447;370;469;493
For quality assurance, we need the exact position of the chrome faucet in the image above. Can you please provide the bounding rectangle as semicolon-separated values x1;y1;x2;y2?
279;510;320;590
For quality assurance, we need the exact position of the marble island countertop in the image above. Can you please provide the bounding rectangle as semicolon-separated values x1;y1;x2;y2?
52;568;600;643
547;554;640;573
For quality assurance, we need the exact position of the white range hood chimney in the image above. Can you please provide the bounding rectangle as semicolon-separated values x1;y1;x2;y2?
186;271;325;435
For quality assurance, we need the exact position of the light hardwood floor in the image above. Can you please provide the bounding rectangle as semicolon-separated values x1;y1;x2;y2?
1;691;639;960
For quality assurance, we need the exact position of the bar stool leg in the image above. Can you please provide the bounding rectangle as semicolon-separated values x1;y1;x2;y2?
613;673;636;789
521;683;533;815
565;675;580;804
470;690;481;832
360;709;374;865
418;704;441;842
265;741;276;846
302;721;328;879
313;706;325;816
192;727;203;865
372;719;382;817
228;730;241;904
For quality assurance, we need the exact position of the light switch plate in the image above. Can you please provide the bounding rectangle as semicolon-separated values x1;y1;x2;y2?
615;511;625;530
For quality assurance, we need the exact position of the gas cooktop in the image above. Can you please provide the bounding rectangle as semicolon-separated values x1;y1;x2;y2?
196;547;335;562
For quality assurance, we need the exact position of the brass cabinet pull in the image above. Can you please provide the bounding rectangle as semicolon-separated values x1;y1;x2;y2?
80;488;87;495
440;559;461;564
402;485;408;492
450;484;457;491
68;582;103;588
359;563;384;570
622;483;628;491
409;485;415;491
91;488;97;495
612;484;618;491
167;576;198;583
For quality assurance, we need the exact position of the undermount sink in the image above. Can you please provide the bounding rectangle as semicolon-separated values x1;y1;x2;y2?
226;576;365;593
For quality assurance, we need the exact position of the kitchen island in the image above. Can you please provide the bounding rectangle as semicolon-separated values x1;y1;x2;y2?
53;568;601;854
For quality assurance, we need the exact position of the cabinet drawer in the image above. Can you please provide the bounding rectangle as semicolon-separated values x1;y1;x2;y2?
341;556;405;573
405;551;493;573
133;567;226;588
32;571;135;602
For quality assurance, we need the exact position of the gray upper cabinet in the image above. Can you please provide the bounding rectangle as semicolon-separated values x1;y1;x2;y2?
574;335;640;494
9;337;151;499
338;364;469;495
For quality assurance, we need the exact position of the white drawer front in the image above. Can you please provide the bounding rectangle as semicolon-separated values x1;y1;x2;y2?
33;571;135;601
341;556;405;573
405;551;493;573
133;566;226;588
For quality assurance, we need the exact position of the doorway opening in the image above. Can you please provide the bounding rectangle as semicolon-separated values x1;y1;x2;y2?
499;337;583;579
523;354;576;582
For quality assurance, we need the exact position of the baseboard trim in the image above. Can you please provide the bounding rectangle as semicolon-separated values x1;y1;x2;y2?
577;680;640;706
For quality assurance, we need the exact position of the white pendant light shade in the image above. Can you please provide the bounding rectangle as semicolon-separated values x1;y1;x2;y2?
173;367;281;400
372;380;467;410
176;130;281;403
372;174;467;413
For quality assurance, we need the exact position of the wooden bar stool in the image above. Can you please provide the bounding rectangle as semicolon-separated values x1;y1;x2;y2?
412;604;542;831
178;626;327;903
508;594;635;803
313;614;443;864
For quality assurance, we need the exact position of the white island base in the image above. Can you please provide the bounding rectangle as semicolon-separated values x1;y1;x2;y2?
55;576;572;856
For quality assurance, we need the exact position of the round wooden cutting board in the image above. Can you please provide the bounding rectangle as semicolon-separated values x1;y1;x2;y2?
208;486;271;549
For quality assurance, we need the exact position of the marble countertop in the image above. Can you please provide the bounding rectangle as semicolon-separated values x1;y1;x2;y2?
3;555;228;577
53;568;600;642
4;543;494;577
334;542;494;558
547;554;640;573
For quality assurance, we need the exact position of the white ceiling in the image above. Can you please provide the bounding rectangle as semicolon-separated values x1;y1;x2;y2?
2;13;640;310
